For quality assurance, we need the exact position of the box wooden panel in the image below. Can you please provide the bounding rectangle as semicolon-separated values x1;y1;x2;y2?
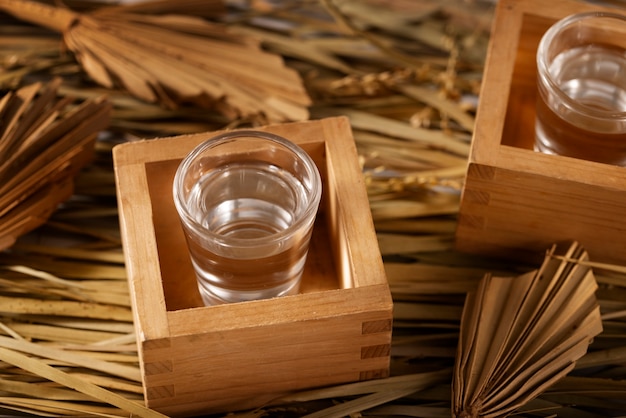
456;0;626;264
113;117;393;417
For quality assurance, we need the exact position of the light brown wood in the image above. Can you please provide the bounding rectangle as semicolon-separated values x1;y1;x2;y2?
113;117;393;417
455;0;626;264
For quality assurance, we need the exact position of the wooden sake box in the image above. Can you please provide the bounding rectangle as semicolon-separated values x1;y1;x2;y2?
113;117;393;417
456;0;626;264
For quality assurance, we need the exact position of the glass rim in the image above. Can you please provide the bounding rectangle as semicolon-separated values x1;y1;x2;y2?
172;130;322;247
537;11;626;120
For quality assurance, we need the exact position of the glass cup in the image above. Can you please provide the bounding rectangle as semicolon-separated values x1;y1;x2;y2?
173;130;322;305
534;11;626;165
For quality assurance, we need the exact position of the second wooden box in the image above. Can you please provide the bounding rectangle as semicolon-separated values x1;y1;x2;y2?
456;0;626;264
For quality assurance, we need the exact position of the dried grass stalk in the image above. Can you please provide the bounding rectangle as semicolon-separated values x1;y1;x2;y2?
0;296;131;321
0;347;166;418
314;107;471;156
258;370;452;418
0;336;140;382
3;1;624;417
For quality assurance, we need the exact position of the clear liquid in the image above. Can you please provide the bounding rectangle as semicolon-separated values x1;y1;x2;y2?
184;162;314;304
535;44;626;165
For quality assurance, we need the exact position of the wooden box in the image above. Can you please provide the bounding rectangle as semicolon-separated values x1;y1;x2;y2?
456;0;626;264
113;117;393;417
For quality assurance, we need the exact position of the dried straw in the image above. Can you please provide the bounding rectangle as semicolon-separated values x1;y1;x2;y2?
0;0;625;417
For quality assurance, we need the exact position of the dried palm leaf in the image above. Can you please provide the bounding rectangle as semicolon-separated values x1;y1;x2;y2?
452;241;603;418
0;78;111;251
0;0;311;123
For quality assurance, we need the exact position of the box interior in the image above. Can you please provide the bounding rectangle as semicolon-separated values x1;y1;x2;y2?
501;13;555;151
143;141;341;312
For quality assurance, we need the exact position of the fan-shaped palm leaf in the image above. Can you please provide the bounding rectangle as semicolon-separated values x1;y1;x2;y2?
0;0;311;122
453;241;603;418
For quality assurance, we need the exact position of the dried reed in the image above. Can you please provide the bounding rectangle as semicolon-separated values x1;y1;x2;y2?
0;0;625;417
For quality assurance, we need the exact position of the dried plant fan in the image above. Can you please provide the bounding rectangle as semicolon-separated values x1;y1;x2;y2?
452;241;603;418
0;0;312;123
0;78;111;251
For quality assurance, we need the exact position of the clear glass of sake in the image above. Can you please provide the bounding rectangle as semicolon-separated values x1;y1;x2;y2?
535;11;626;165
173;130;322;305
